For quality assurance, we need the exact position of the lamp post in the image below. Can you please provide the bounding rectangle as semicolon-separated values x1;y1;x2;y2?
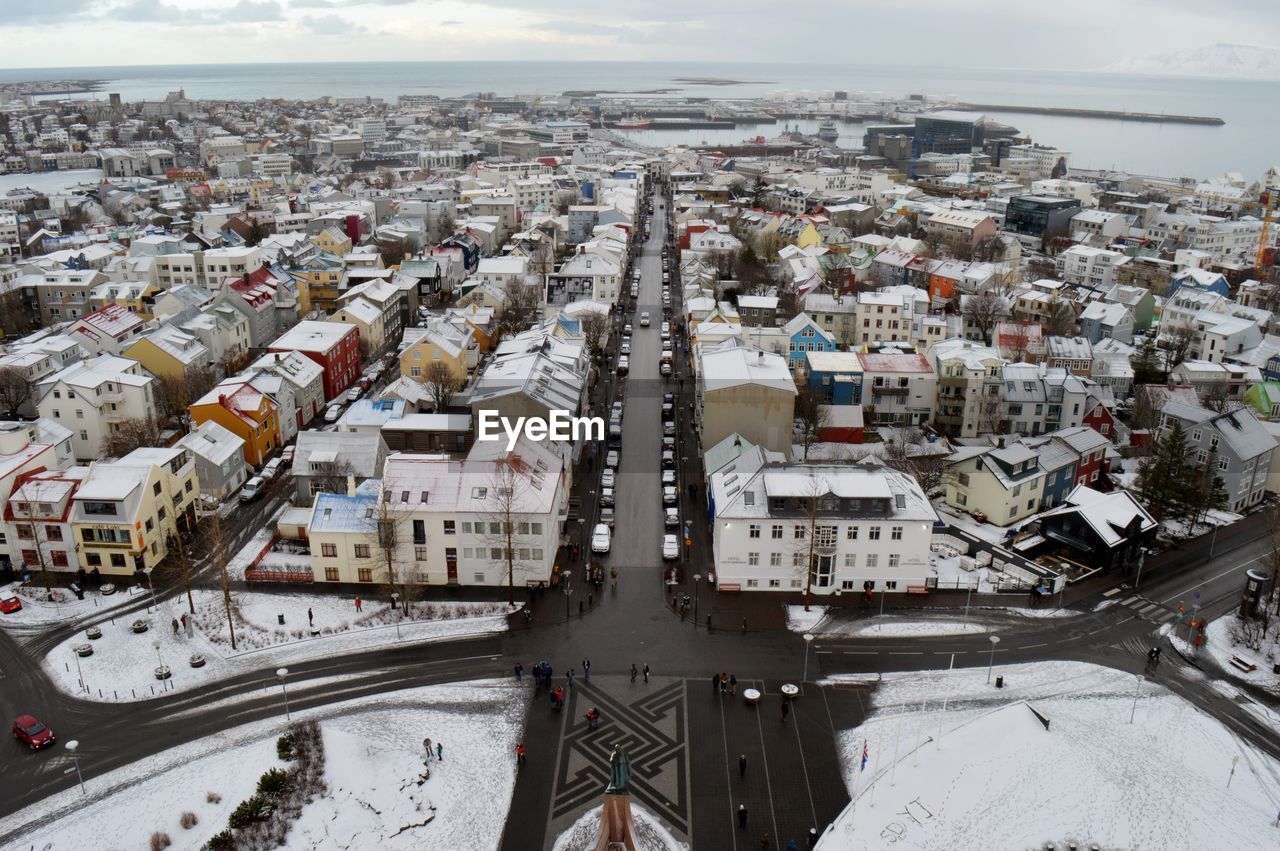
390;592;401;641
1134;547;1147;589
276;667;291;720
986;635;1001;684
145;568;159;613
693;574;702;624
1129;674;1142;724
72;649;86;695
151;638;164;668
64;740;85;795
802;633;815;682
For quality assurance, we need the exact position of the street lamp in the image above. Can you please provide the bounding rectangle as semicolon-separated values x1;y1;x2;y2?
64;739;86;795
802;633;815;682
693;574;702;624
986;635;1001;684
72;649;87;695
151;638;164;668
145;568;159;613
390;592;401;641
276;667;291;720
1134;547;1147;589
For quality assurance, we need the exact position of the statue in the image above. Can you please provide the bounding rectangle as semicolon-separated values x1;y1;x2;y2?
606;745;631;795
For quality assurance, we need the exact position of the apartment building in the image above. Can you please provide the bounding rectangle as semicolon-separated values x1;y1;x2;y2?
35;355;157;461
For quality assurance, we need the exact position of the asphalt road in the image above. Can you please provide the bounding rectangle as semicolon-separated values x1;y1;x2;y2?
1;187;1279;842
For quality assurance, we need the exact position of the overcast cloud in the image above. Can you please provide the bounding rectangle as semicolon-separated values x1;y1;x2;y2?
0;0;1275;69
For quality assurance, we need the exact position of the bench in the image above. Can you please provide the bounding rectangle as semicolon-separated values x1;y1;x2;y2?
907;585;930;595
1229;655;1257;673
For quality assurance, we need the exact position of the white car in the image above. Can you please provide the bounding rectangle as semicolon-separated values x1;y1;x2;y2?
663;485;677;504
639;312;650;327
664;507;679;527
601;487;615;507
591;523;612;554
261;458;283;481
661;450;675;469
661;322;671;334
238;476;266;503
617;355;630;375
624;323;633;335
662;534;679;560
659;362;672;377
601;468;616;489
663;420;675;435
606;450;619;469
620;341;631;355
324;404;343;423
630;284;639;298
345;387;363;404
662;469;676;486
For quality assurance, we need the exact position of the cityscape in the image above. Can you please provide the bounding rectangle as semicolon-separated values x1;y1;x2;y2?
1;8;1280;851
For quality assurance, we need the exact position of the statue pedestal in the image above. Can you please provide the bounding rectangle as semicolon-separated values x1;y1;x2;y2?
593;793;638;851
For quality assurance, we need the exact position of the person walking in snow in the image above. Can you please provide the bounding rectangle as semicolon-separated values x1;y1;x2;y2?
308;608;314;626
515;743;526;766
171;617;179;635
355;597;362;612
436;742;443;762
423;738;433;762
630;663;638;683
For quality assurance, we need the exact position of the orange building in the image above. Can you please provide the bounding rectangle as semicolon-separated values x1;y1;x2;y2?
189;378;281;467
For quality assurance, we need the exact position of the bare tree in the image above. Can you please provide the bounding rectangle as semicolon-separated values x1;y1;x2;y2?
580;312;610;357
882;430;950;496
0;367;33;418
1160;325;1198;372
794;383;830;461
166;532;196;615
1001;322;1033;363
1042;300;1078;338
481;457;532;606
790;479;839;613
962;292;1006;344
421;360;464;413
371;491;414;614
154;367;219;432
1199;381;1233;413
304;458;355;501
10;477;62;594
493;280;542;340
102;417;164;457
205;510;237;650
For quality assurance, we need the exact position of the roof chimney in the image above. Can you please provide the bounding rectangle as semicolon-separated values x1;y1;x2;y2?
346;473;357;497
757;350;764;363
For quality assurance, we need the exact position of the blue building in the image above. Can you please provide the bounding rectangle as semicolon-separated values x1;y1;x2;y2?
783;312;836;371
805;351;863;405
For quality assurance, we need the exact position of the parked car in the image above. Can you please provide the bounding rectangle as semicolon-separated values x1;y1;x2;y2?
662;436;676;450
601;468;616;489
601;487;615;507
664;507;680;527
639;312;651;327
12;715;55;751
617;355;629;375
661;322;671;334
662;469;676;486
0;597;21;614
662;534;679;560
630;284;639;298
662;450;675;469
356;376;373;392
606;450;619;469
600;507;616;528
280;445;296;467
239;476;266;503
663;419;675;435
261;458;283;481
624;323;633;335
591;523;612;554
620;341;631;356
324;405;343;424
660;362;672;376
611;401;624;419
345;387;363;404
663;485;677;504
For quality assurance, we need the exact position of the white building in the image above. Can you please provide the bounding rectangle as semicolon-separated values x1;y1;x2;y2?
35;355;158;461
710;455;937;595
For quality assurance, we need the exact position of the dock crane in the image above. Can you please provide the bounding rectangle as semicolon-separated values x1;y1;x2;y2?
1257;183;1278;278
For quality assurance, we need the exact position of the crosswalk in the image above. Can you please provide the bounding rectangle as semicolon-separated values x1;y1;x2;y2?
1118;594;1177;623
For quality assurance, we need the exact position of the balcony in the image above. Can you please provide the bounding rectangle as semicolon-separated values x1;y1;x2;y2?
872;385;910;397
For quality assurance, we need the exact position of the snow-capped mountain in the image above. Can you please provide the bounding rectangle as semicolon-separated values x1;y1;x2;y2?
1107;43;1280;80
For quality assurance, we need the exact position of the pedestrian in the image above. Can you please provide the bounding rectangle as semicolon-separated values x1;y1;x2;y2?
707;613;713;632
712;672;720;695
787;841;798;851
515;663;523;682
171;617;179;634
588;591;593;607
355;597;362;612
780;700;790;722
742;617;747;634
308;608;314;626
808;827;818;848
579;600;584;616
583;659;591;680
720;673;728;695
180;613;187;630
515;743;526;765
610;567;617;589
730;674;737;696
630;663;638;683
643;663;650;683
760;834;771;850
738;803;748;830
1154;646;1162;662
567;668;575;689
423;737;433;762
436;742;443;762
739;753;747;777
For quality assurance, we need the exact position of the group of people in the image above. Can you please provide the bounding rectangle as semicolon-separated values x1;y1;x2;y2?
529;660;554;686
713;672;738;696
737;805;819;849
421;737;444;764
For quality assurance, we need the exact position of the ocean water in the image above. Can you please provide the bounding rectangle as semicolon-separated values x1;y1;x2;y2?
0;61;1275;181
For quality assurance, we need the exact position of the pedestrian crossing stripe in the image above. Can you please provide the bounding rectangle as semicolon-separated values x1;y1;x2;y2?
1120;595;1139;605
1137;603;1161;615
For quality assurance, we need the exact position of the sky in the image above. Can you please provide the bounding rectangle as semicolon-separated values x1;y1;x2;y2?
0;0;1277;70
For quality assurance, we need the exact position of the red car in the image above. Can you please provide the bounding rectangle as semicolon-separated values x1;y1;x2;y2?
0;596;21;614
12;715;55;750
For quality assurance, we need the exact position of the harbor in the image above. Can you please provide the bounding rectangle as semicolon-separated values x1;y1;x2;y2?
955;102;1225;125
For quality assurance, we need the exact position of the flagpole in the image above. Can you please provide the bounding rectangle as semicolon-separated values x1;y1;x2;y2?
850;737;864;825
890;707;903;786
870;733;882;806
912;688;927;766
937;653;955;748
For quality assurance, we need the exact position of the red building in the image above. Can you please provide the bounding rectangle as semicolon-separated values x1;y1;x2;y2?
267;320;360;401
1081;400;1117;442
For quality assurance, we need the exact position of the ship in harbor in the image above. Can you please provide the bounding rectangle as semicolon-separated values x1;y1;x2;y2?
614;114;651;130
816;120;840;142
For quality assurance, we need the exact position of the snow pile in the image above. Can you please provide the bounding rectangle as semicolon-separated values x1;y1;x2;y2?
785;604;829;634
1200;612;1280;694
42;588;509;702
822;662;1280;849
0;682;526;851
552;802;689;851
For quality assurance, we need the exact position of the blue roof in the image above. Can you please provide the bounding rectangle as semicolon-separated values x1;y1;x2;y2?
310;480;381;533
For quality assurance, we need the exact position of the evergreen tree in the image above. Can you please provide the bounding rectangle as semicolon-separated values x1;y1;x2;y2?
1132;336;1164;385
1190;446;1229;527
1136;421;1195;523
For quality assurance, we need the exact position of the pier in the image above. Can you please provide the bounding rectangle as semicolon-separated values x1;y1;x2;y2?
956;103;1224;126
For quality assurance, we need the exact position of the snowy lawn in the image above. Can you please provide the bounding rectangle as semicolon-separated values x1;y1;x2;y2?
552;802;690;851
42;587;511;702
840;619;990;638
820;661;1280;850
1159;508;1244;543
0;681;526;851
1198;613;1280;694
0;579;145;628
785;604;830;634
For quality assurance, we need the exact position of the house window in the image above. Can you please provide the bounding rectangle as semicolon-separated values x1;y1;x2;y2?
415;546;429;560
771;524;783;539
770;553;782;566
354;544;370;559
474;572;486;583
443;520;455;534
847;526;858;540
844;554;855;567
868;526;881;540
321;543;337;557
86;553;101;567
748;552;759;565
792;553;805;567
891;526;903;541
866;554;878;568
325;567;339;581
794;525;806;540
357;568;373;582
749;524;760;539
461;522;472;533
769;579;782;588
888;553;900;568
885;581;898;590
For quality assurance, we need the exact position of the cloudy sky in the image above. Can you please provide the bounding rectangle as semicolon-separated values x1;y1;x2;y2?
0;0;1276;69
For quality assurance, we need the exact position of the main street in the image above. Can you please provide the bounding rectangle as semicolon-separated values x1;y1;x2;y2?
1;185;1278;847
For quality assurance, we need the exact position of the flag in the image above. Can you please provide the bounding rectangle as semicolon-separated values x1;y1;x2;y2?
860;740;869;772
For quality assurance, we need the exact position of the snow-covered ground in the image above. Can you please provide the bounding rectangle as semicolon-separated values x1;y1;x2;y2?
839;619;989;638
0;681;526;850
552;802;690;851
821;661;1280;850
1160;508;1244;543
1198;613;1280;694
42;587;511;702
0;579;146;628
785;605;830;634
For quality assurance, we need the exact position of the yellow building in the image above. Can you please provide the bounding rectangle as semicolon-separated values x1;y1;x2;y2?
399;320;472;383
122;325;211;382
190;378;281;467
311;227;353;256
